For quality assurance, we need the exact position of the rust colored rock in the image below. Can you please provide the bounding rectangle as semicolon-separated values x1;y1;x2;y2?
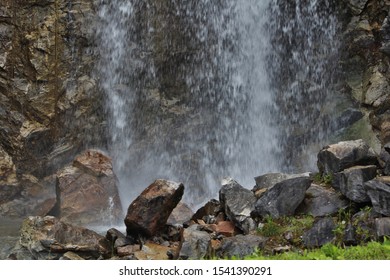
215;221;237;237
73;150;113;177
124;179;184;237
56;150;122;226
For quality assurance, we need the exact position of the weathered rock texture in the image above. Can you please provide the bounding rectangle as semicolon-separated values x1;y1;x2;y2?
0;0;105;217
252;176;312;219
341;0;390;145
219;178;256;234
124;179;184;237
10;216;110;260
55;149;122;226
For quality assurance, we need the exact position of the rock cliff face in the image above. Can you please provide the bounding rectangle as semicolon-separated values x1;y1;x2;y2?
0;0;106;216
341;0;390;145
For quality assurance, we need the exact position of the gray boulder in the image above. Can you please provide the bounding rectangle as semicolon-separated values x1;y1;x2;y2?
375;218;390;239
179;225;211;260
365;178;390;216
297;184;349;217
317;139;377;174
302;217;336;248
252;177;312;219
253;172;310;197
216;234;267;259
219;178;256;234
333;165;377;203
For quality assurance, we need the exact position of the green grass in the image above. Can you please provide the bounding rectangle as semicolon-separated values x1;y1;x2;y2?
244;239;390;260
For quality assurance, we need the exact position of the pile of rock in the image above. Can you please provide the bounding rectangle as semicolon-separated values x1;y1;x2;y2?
7;139;390;260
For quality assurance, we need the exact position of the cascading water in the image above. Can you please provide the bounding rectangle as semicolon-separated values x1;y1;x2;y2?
96;0;352;209
268;0;350;172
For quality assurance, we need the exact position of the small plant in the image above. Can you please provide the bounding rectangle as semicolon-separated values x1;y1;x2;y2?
259;216;283;237
312;172;333;186
323;173;333;185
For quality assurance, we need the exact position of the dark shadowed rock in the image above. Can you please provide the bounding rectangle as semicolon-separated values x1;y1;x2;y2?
317;140;377;174
191;199;223;222
56;150;122;226
216;235;267;259
297;184;349;217
179;224;211;260
219;178;257;234
365;178;390;216
302;217;336;248
333;165;377;203
378;142;390;175
124;179;184;237
252;177;312;219
12;216;110;260
168;202;194;225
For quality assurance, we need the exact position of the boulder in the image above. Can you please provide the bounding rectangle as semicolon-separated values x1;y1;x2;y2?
378;142;390;175
56;150;122;226
375;218;390;239
297;184;349;217
317;139;377;174
302;217;336;248
332;165;377;203
179;225;211;260
215;235;267;259
252;177;312;219
11;216;110;260
219;178;256;234
124;179;184;237
253;172;310;196
365;178;390;216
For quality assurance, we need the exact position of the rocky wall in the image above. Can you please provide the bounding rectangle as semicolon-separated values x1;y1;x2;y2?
0;0;106;217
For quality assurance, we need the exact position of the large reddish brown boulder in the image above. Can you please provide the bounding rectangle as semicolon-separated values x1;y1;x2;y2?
124;179;184;237
56;149;122;226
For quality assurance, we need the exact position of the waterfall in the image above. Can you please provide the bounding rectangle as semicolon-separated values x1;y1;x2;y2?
268;0;345;172
96;0;347;209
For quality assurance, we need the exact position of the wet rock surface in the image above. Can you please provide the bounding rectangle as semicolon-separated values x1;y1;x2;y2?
124;179;184;237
